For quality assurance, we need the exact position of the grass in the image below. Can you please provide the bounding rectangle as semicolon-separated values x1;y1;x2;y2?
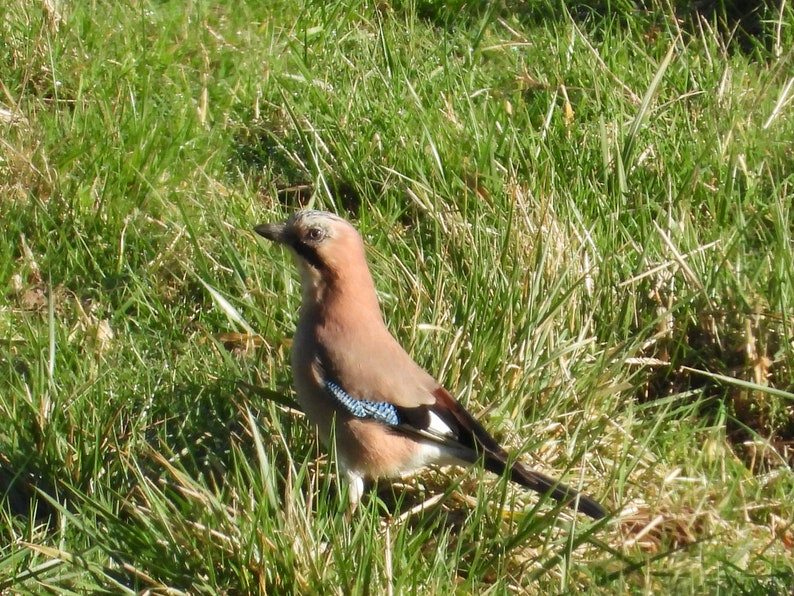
2;0;793;592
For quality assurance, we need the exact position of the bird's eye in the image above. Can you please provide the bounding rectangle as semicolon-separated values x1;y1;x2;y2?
305;227;324;243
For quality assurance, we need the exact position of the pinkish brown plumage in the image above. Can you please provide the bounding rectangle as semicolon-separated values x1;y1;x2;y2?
255;210;606;519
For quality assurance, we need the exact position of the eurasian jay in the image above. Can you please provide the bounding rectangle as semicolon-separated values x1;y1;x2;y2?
255;210;606;519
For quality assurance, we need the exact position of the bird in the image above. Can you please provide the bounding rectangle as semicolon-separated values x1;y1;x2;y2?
254;210;606;519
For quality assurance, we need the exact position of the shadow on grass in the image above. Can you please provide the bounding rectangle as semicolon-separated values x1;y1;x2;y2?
394;0;775;53
0;453;58;528
639;302;794;469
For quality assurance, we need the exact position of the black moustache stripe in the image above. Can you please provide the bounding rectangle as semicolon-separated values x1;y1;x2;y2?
292;241;326;270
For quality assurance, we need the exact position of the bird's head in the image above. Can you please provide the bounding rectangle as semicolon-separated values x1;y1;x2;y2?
255;210;373;301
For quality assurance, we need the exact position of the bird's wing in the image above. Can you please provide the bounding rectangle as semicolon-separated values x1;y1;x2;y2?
320;367;608;519
320;371;503;460
323;379;401;426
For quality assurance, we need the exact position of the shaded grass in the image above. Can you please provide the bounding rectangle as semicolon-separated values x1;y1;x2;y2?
2;0;793;593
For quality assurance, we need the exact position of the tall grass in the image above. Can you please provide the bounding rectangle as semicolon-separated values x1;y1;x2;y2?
2;0;793;592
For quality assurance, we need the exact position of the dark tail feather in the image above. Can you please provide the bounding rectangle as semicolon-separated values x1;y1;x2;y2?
485;456;607;520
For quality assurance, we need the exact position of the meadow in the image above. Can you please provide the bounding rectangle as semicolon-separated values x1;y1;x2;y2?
1;0;793;593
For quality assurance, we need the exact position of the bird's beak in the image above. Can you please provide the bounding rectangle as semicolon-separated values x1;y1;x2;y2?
254;222;289;244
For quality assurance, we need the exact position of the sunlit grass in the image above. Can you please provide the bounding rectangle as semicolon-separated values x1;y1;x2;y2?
2;0;793;593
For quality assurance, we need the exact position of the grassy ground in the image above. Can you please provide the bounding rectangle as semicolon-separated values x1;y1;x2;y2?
2;0;793;593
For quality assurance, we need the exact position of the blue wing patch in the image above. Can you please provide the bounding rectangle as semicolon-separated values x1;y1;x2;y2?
324;380;401;426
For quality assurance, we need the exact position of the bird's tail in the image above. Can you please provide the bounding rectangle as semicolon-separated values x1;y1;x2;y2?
484;456;607;520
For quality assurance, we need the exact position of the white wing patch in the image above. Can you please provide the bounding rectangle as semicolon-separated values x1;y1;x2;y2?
398;409;478;471
423;410;457;440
